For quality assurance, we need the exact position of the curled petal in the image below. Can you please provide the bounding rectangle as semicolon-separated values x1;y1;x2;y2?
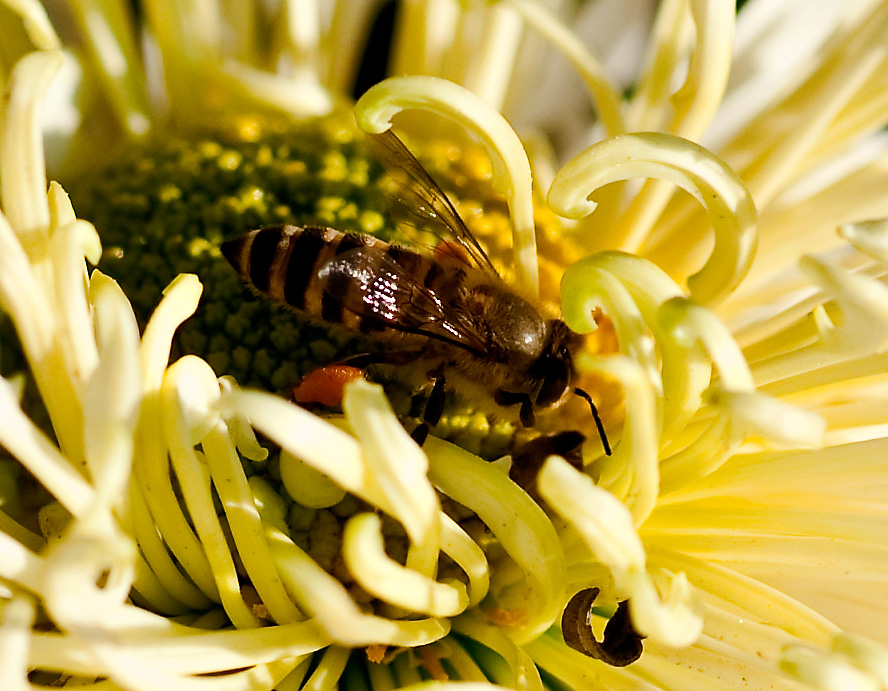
218;60;333;118
250;478;449;648
51;219;101;386
754;255;888;386
83;273;141;504
65;0;152;136
199;423;303;625
576;355;659;526
549;132;757;304
561;588;643;666
425;437;566;643
132;395;220;603
781;644;881;691
162;355;221;446
2;50;62;250
708;386;826;447
800;255;888;355
218;382;439;576
161;358;260;629
342;513;468;617
217;376;268;461
538;456;646;576
439;512;490;608
0;210;55;361
41;531;135;651
839;218;888;265
832;633;888;687
3;0;60;49
451;616;544;691
216;389;367;495
503;0;625;137
28;619;326;677
669;0;735;139
621;567;703;648
562;252;711;439
343;380;439;554
659;296;753;391
0;529;45;591
0;378;93;517
139;273;203;392
538;458;703;647
354;75;538;295
562;265;659;389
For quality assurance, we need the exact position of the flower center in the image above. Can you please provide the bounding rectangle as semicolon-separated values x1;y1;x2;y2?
63;114;620;614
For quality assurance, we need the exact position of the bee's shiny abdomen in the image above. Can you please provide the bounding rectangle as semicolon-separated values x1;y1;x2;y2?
221;224;438;334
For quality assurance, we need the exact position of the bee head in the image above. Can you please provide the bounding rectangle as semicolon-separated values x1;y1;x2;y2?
531;319;580;408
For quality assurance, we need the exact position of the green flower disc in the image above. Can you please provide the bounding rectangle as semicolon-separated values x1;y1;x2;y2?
68;114;514;458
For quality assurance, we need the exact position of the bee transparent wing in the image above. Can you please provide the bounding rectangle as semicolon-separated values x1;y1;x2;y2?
368;130;499;277
319;245;489;355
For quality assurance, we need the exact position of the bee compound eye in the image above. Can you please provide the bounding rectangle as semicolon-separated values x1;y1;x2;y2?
535;359;571;408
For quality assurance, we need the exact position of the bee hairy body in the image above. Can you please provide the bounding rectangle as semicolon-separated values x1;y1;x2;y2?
220;131;611;444
221;223;573;422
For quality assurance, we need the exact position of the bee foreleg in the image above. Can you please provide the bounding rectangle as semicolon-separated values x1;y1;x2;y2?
410;368;447;447
494;390;535;427
424;368;447;426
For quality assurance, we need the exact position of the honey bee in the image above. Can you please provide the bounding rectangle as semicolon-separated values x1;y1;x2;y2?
222;130;610;451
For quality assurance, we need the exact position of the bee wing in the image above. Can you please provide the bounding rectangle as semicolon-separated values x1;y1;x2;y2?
368;130;499;277
319;245;489;355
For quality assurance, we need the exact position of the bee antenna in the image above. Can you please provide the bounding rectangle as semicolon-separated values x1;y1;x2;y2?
573;387;612;456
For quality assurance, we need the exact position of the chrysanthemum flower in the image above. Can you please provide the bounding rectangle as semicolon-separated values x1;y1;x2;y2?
2;1;888;690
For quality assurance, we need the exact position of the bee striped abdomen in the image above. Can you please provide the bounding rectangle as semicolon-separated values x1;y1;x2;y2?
222;224;435;334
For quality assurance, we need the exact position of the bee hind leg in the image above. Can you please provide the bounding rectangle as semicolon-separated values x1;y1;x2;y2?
336;350;424;368
494;390;535;427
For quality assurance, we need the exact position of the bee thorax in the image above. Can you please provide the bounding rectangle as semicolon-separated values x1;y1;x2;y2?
465;285;547;361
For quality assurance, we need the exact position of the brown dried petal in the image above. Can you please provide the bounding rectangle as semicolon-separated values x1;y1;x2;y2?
561;588;644;667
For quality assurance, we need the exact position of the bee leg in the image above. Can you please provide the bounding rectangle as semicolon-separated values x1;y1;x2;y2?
494;390;535;427
410;369;447;446
509;430;586;493
336;350;424;368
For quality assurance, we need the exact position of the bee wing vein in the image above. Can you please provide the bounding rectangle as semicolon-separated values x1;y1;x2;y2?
319;246;488;355
368;130;499;277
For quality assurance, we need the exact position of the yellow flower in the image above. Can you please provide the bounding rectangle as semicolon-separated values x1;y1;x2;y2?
1;1;888;690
